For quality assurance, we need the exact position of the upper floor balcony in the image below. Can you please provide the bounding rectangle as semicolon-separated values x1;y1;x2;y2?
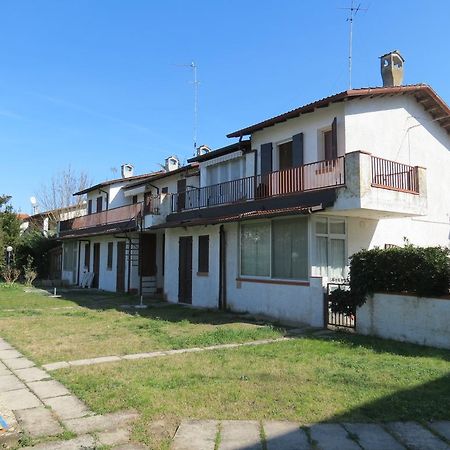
170;153;426;219
59;203;143;237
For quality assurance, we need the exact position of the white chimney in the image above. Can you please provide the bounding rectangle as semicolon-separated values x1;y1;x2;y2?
165;156;180;172
121;164;134;178
197;144;211;156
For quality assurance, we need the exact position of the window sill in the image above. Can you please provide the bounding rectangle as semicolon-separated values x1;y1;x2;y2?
197;272;209;277
236;277;310;287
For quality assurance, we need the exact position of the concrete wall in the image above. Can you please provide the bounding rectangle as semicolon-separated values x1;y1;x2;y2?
357;293;450;349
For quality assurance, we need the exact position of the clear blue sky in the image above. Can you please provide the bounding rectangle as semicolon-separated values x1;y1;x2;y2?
2;0;449;213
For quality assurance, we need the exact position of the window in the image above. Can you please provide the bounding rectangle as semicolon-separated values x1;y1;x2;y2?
63;241;77;271
198;235;209;273
240;218;308;280
241;222;271;277
96;196;103;213
278;141;293;171
161;187;169;194
323;130;333;161
132;195;138;204
88;199;92;215
314;217;346;281
107;242;113;270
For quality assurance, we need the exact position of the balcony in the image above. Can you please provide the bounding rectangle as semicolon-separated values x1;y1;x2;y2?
59;203;143;237
171;157;346;212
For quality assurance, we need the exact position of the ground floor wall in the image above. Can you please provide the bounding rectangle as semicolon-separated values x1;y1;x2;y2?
357;293;450;350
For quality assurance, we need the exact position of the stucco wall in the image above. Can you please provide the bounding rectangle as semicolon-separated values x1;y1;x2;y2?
357;293;450;349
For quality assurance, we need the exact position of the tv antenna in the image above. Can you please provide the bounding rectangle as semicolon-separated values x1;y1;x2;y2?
340;1;368;89
175;61;199;155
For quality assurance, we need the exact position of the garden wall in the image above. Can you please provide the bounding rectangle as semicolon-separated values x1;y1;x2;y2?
357;293;450;349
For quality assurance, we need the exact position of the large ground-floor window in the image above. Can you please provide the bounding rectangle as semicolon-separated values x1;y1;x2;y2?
314;216;347;281
240;217;308;280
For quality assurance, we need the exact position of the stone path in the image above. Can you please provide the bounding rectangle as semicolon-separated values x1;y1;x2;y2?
43;337;293;371
172;419;450;450
0;337;146;449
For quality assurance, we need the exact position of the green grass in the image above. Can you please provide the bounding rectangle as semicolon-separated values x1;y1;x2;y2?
53;334;450;448
0;284;283;364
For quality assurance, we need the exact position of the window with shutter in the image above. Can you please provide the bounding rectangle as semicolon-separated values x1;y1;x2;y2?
198;235;209;273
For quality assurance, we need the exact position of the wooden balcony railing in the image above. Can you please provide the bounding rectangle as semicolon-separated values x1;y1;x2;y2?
171;157;345;212
371;156;419;194
59;203;143;233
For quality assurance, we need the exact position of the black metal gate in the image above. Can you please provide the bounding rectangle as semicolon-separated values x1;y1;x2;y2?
325;282;356;329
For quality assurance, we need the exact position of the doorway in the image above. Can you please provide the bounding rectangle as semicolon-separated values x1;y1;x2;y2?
140;234;157;276
178;236;193;304
116;241;126;292
92;243;100;288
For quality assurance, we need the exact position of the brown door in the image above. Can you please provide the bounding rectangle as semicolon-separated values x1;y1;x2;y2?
178;236;192;304
116;241;126;292
140;234;157;276
96;196;103;213
177;179;186;212
93;243;100;288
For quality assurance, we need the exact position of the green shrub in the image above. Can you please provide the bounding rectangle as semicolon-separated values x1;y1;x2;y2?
330;244;450;314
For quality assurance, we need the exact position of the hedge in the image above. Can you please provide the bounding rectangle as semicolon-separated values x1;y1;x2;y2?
330;245;450;314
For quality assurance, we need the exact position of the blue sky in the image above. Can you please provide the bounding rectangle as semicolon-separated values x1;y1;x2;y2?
2;0;449;213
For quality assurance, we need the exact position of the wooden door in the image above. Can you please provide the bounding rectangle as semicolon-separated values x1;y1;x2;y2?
93;243;100;288
116;241;126;292
140;234;157;276
177;179;186;212
178;236;192;304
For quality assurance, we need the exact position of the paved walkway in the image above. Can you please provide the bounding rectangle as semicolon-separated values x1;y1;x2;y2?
42;337;293;371
172;419;450;450
0;337;146;449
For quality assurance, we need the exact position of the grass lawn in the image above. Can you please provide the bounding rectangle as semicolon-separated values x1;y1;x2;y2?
0;284;282;364
1;284;449;449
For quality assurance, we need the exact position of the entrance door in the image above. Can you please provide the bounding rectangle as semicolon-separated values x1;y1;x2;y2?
92;243;100;288
116;241;126;292
178;236;192;304
140;234;157;276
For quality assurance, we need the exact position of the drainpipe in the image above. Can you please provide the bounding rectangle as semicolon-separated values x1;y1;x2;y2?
218;225;227;310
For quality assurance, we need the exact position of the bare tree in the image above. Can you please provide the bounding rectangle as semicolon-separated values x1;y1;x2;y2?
36;166;92;222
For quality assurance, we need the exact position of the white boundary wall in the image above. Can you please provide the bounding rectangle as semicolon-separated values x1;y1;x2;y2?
357;293;450;349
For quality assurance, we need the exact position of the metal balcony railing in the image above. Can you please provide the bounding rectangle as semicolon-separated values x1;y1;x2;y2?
371;156;419;194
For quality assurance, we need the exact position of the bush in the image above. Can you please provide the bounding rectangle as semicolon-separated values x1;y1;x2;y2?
330;244;450;314
23;256;37;287
1;266;20;284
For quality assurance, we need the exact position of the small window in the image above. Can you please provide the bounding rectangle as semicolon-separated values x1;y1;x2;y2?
107;242;113;270
132;195;138;204
96;196;103;213
87;199;92;215
198;235;209;273
161;187;169;194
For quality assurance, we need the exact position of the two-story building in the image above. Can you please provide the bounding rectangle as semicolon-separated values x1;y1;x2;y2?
58;159;199;294
160;52;450;326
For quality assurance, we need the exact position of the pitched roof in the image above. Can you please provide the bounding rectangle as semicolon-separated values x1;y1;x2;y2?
74;172;162;196
187;140;251;163
227;84;450;137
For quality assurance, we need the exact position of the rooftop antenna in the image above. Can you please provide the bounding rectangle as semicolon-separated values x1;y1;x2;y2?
175;61;199;155
340;1;368;89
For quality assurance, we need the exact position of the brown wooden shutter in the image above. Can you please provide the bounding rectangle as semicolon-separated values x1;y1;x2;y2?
87;199;92;215
260;143;273;175
292;133;304;167
331;117;338;159
198;235;209;273
96;196;103;213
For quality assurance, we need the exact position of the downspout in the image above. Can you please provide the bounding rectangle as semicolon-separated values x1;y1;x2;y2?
218;225;227;310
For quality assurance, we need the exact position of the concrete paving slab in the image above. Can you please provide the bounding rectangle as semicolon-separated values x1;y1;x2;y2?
0;373;26;392
0;399;20;448
111;444;148;450
68;355;122;367
428;421;450;442
0;362;10;376
0;349;23;359
221;420;262;450
172;420;218;450
344;423;405;450
43;395;90;420
264;421;309;450
15;406;63;437
3;357;35;370
122;351;167;360
21;434;96;450
0;388;41;410
0;340;13;350
98;428;131;446
63;410;139;433
14;366;50;382
42;361;70;371
310;423;360;450
387;421;450;450
28;379;71;399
